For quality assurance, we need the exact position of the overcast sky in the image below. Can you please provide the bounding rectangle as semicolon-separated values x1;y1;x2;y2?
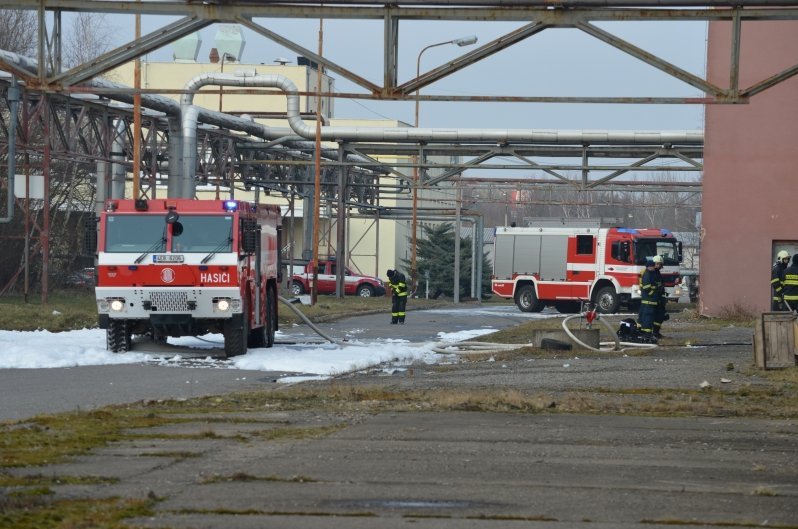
102;14;708;132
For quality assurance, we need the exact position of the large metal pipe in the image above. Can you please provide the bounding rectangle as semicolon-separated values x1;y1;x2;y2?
180;71;704;145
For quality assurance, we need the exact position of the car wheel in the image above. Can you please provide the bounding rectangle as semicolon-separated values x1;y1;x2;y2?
357;284;374;297
290;281;305;296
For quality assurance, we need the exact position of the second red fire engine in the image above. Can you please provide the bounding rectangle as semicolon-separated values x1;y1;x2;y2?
491;220;682;314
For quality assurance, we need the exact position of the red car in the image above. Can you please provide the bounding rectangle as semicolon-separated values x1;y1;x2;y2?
290;260;386;297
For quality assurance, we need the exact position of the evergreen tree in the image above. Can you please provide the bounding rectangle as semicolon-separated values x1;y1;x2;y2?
404;223;491;298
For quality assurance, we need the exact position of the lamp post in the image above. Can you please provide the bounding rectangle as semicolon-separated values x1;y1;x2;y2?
219;52;236;112
410;35;477;294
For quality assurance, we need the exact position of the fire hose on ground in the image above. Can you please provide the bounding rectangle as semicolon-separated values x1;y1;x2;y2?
431;306;658;355
278;296;354;347
279;297;657;354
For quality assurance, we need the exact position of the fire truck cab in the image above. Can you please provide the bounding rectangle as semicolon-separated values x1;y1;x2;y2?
89;198;281;357
491;221;682;314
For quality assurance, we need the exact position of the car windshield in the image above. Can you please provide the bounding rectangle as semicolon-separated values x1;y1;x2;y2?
172;215;233;253
634;238;679;266
105;215;165;253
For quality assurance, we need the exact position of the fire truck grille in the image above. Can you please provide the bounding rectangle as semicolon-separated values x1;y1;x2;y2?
149;291;189;312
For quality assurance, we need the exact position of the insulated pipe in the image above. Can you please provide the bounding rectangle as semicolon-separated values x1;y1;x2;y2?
94;158;106;215
1;77;19;224
110;119;127;199
167;117;183;198
180;72;704;145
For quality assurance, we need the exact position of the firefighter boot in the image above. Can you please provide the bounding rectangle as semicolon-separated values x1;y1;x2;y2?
640;332;658;344
391;316;398;324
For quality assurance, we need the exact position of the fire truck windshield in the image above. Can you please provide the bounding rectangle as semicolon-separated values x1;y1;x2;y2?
171;215;233;253
105;215;166;253
634;238;679;266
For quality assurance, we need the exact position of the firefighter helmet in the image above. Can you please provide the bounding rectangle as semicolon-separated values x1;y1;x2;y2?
777;250;790;260
652;255;663;264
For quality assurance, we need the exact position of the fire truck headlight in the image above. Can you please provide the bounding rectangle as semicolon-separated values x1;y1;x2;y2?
230;299;242;312
216;299;231;312
97;299;110;312
109;299;125;312
632;285;641;297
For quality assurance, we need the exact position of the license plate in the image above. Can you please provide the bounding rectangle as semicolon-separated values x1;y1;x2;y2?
153;254;184;263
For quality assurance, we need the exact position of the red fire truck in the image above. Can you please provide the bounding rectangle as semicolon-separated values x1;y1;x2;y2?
90;198;282;357
491;221;682;314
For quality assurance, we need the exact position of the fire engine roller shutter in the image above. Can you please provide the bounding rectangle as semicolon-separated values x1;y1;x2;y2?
540;235;568;281
494;234;517;278
512;235;541;276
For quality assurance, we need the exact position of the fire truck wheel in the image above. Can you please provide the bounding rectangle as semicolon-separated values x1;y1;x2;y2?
516;285;545;313
224;312;249;357
594;286;620;314
247;326;265;348
106;320;131;353
290;281;305;296
265;286;276;348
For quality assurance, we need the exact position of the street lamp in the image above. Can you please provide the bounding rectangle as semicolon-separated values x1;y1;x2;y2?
410;35;477;293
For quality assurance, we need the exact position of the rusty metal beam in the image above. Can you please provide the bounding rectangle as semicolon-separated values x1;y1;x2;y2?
1;1;798;23
236;16;381;94
576;21;727;97
741;62;798;98
397;21;549;96
49;16;212;87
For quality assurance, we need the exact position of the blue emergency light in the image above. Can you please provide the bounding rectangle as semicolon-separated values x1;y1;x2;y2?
223;200;238;212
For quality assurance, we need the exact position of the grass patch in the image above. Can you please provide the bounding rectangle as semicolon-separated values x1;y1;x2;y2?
0;496;155;529
176;508;377;517
3;381;796;475
715;301;758;324
0;291;97;331
0;291;448;331
1;409;177;468
250;424;347;441
279;296;448;325
0;473;117;487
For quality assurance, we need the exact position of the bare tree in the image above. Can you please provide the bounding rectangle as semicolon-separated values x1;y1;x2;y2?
0;9;36;56
63;13;115;69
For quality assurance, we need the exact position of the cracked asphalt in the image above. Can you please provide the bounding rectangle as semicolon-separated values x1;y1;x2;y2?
3;303;797;528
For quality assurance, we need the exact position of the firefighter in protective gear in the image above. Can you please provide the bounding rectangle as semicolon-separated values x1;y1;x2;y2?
771;250;790;310
781;254;798;312
386;269;408;324
637;259;661;343
651;255;669;339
